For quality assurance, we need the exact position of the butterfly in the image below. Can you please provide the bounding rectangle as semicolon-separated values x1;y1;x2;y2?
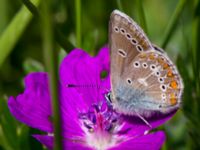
108;10;184;126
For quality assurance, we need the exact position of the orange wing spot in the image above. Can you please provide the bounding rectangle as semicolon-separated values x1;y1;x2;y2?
170;81;178;89
170;98;177;105
163;63;169;69
170;93;177;105
157;58;164;64
149;53;155;60
139;53;147;58
167;70;174;77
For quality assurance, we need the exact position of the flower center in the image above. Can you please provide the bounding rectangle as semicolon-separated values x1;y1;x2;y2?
79;103;123;150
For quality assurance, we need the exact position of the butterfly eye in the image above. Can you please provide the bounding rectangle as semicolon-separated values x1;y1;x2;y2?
105;92;112;105
133;61;140;68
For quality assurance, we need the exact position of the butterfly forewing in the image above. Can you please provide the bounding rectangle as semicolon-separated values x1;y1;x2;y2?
109;10;153;95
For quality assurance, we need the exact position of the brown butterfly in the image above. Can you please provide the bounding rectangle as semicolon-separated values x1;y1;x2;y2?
108;10;184;126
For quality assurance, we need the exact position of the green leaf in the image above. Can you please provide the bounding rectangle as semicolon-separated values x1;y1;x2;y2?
23;58;44;74
161;0;187;49
58;49;67;65
0;98;19;150
0;0;41;68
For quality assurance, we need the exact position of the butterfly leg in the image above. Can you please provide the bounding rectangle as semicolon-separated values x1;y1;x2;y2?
105;92;114;109
135;111;152;129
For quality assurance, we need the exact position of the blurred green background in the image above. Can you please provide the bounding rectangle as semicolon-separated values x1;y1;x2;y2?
0;0;199;150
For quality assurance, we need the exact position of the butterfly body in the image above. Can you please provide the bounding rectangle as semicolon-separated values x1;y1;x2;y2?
109;10;183;118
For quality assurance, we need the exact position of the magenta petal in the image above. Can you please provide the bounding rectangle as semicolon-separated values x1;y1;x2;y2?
150;110;176;128
8;73;53;132
120;110;176;137
59;47;110;107
8;47;174;150
33;134;93;150
60;85;86;138
33;135;53;150
64;141;93;150
109;131;165;150
95;46;111;92
95;46;110;74
60;47;110;139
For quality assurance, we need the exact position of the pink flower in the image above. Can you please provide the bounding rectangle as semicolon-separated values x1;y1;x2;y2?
8;47;175;150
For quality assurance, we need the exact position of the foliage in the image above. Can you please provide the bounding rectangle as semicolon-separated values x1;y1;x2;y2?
0;0;199;149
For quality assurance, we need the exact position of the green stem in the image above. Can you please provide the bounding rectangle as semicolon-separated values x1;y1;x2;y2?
0;0;9;34
55;29;74;52
117;0;123;11
137;0;148;34
22;0;39;17
161;0;187;49
192;0;200;100
0;0;40;68
75;0;81;48
41;1;62;150
192;17;199;90
161;142;168;150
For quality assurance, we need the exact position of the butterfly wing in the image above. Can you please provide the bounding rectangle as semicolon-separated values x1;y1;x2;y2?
109;10;183;117
122;49;183;115
109;10;153;100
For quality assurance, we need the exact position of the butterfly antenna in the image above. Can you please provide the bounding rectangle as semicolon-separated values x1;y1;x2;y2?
66;83;100;88
135;111;152;128
66;83;111;93
66;84;78;88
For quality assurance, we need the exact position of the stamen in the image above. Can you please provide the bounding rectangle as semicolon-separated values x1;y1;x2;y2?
78;102;123;149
